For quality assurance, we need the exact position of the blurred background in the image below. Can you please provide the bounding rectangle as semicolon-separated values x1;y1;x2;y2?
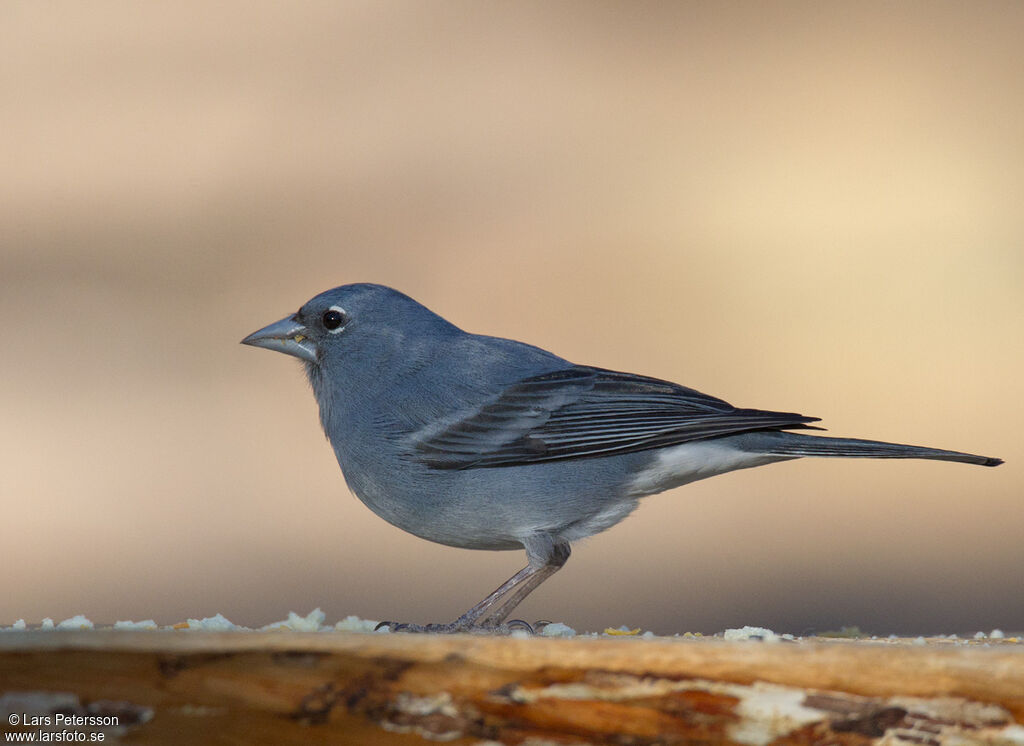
2;1;1021;636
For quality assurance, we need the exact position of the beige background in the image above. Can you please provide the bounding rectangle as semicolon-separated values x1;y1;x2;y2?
2;1;1021;635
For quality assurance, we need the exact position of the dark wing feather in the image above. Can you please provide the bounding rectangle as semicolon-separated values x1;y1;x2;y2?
413;366;821;469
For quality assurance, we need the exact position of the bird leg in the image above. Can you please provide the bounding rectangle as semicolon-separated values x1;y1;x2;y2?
454;538;571;629
377;538;570;634
374;567;535;634
477;543;571;626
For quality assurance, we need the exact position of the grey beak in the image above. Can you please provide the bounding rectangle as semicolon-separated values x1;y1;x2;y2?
241;315;318;363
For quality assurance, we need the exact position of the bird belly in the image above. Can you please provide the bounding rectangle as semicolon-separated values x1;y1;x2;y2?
334;444;646;551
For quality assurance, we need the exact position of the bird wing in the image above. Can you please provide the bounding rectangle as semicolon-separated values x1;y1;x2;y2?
412;366;821;469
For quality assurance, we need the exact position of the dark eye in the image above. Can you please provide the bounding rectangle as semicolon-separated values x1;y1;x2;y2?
322;309;346;330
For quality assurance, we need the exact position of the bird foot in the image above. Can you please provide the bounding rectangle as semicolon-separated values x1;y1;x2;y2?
374;618;536;635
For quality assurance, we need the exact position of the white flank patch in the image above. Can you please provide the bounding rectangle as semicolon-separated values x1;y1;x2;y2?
627;441;779;497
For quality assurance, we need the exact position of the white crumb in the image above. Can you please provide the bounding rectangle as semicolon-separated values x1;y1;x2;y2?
539;622;576;637
991;629;1005;639
724;626;781;643
1;619;27;632
261;608;326;632
604;625;639;635
113;619;159;630
183;613;242;631
913;636;927;645
56;615;94;630
334;615;389;633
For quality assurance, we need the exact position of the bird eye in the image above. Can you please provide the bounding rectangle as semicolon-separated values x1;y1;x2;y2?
322;307;347;332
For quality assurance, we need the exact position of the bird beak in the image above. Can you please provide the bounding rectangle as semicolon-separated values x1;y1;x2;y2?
241;315;318;363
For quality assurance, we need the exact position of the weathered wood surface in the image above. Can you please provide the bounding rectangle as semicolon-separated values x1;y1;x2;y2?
1;631;1022;744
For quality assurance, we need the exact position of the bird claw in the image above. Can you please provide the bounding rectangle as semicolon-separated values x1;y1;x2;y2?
374;620;423;632
503;618;534;633
373;619;536;635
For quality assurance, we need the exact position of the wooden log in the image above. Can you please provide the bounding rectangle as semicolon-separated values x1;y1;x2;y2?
1;631;1021;744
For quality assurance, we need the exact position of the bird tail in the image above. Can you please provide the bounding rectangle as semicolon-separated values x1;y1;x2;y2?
748;431;1002;467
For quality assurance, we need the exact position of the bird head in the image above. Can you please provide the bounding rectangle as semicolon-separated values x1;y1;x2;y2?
241;283;459;371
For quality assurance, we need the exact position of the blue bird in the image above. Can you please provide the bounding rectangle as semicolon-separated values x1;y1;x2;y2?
242;283;1002;632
